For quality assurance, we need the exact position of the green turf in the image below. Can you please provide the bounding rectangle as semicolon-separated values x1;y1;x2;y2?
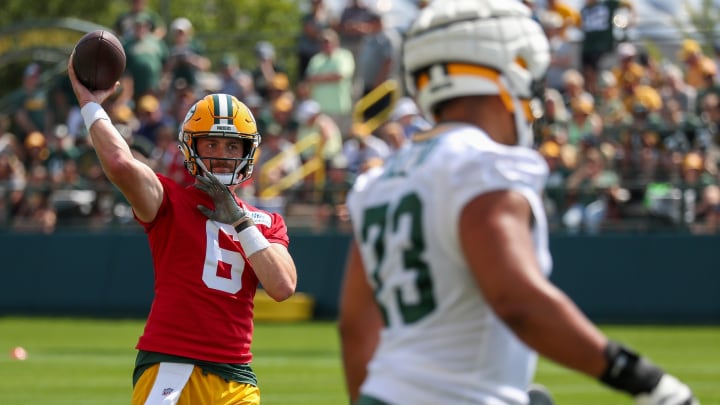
0;318;718;404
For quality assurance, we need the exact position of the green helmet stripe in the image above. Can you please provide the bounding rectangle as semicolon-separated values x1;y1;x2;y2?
212;94;221;124
225;94;234;125
212;94;235;126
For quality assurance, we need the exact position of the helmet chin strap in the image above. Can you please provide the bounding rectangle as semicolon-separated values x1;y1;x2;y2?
511;95;534;148
196;158;247;186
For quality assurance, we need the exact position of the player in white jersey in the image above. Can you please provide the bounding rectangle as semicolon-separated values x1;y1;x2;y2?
338;1;699;405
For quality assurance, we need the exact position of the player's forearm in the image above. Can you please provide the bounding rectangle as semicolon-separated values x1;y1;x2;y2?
249;244;297;301
497;284;608;378
341;348;366;403
339;323;377;403
83;106;136;180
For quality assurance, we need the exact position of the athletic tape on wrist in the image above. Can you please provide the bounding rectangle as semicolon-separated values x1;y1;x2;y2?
600;340;663;395
81;102;110;130
237;226;271;257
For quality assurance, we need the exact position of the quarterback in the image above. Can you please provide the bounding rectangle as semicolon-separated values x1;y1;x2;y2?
67;56;297;404
338;1;698;404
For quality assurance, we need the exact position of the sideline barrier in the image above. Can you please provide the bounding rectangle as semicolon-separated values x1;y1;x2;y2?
0;231;718;323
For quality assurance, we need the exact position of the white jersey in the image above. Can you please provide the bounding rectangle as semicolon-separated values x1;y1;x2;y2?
346;124;552;405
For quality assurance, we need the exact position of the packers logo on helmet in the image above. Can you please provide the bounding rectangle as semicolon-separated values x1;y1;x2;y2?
178;93;260;186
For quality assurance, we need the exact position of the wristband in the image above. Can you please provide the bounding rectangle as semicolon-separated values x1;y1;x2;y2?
233;216;255;233
236;225;271;257
81;102;110;130
599;341;664;395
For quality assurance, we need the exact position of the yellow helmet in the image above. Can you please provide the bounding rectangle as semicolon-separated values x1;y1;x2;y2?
178;93;260;185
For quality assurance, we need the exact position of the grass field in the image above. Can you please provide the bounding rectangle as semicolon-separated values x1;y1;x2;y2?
0;317;718;404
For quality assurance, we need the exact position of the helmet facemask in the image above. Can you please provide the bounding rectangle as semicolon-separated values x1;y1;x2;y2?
183;134;259;186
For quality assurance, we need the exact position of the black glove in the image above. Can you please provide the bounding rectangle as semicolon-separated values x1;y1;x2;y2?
600;341;699;405
195;172;255;232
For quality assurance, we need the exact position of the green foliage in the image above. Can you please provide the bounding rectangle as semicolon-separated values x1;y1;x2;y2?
0;0;303;107
161;0;301;72
0;318;719;404
682;0;720;52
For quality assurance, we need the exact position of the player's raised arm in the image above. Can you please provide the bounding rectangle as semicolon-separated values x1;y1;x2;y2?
67;52;163;223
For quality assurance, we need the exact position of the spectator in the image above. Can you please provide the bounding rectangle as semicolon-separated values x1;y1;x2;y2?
354;12;402;97
166;86;197;129
341;122;391;175
694;58;720;115
659;98;694;155
696;93;720;167
561;69;592;109
134;94;173;144
612;42;645;90
305;29;355;133
678;39;717;90
22;131;50;170
251;41;287;100
661;63;697;115
375;121;408;153
541;88;571;140
545;0;582;38
163;17;211;93
255;123;302;198
12;164;56;234
338;0;375;63
638;49;664;89
620;72;663;117
48;75;83;142
645;151;714;228
217;53;254;101
316;153;353;232
0;142;27;222
113;0;166;42
616;98;666;182
563;146;622;233
692;183;720;234
540;139;575;227
268;93;296;132
297;0;336;79
714;40;720;82
13;63;50;143
542;11;576;93
267;73;293;105
567;94;603;147
389;97;431;138
293;99;343;168
595;71;628;132
678;151;715;225
579;0;634;95
123;14;169;103
145;124;178;175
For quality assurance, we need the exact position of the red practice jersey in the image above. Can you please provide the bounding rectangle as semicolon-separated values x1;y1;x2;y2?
135;174;290;364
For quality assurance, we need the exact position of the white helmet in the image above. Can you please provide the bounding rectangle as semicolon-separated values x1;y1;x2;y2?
403;0;550;146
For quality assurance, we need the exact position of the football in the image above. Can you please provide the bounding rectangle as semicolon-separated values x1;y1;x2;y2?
71;30;126;91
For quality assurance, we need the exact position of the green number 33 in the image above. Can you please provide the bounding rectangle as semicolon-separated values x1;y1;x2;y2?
360;192;436;326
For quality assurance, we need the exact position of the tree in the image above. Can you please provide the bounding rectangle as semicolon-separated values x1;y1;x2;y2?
0;0;302;114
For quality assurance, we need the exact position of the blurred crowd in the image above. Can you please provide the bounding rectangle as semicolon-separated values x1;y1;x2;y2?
2;0;720;235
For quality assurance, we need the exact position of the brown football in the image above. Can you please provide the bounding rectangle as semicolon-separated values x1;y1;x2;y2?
71;30;126;91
